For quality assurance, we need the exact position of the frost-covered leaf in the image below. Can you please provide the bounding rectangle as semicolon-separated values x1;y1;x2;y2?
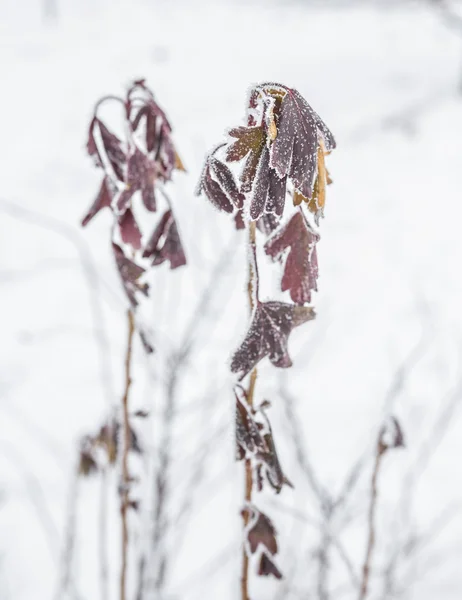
256;418;293;493
270;89;335;198
257;212;280;235
226;125;265;193
143;210;186;269
117;149;156;214
196;164;234;213
231;301;316;379
265;212;319;304
208;156;244;208
250;145;287;220
112;242;149;306
118;208;142;250
235;387;266;459
81;177;112;227
246;509;278;555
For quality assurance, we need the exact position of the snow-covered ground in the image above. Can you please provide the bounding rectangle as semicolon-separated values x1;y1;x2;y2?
1;0;462;599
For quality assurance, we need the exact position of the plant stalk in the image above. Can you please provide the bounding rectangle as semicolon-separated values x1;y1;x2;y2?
120;309;135;600
241;220;259;600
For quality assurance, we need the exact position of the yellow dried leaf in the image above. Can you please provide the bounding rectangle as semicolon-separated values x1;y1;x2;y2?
293;190;304;206
174;150;186;172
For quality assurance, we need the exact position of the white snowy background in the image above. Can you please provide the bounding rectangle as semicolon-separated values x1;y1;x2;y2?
1;0;462;599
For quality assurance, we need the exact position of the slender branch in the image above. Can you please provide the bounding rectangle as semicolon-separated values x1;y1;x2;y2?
241;220;259;600
100;467;109;600
359;437;387;600
120;310;135;600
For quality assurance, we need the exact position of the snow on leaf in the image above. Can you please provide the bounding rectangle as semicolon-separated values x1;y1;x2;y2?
235;386;266;459
208;156;244;208
246;509;278;555
112;242;149;307
270;88;335;197
81;177;112;227
196;164;234;213
265;212;319;304
142;210;186;269
230;301;316;379
118;208;142;250
249;145;287;220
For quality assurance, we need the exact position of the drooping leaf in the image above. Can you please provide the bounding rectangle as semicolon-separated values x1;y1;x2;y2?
226;125;266;193
208;156;244;208
270;89;335;198
81;177;112;227
117;149;156;214
257;212;280;236
196;164;234;213
379;416;405;453
249;145;287;220
230;301;316;379
91;118;126;181
112;242;149;307
143;210;186;269
247;510;278;555
258;553;283;580
256;409;293;493
118;208;142;250
235;386;266;459
265;212;319;304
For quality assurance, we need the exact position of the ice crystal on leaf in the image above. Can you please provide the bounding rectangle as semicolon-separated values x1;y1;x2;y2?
265;212;319;304
231;301;316;379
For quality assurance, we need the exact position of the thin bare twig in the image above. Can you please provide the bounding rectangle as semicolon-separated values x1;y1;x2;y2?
241;220;258;600
359;435;387;600
120;310;135;600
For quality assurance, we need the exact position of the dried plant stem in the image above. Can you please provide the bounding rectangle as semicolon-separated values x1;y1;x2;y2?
241;220;259;600
359;440;386;600
120;309;135;600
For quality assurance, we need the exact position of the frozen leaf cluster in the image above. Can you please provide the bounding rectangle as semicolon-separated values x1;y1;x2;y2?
196;82;335;224
81;80;187;335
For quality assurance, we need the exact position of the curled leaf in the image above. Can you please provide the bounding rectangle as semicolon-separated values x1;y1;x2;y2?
81;177;112;227
112;242;149;307
143;210;186;269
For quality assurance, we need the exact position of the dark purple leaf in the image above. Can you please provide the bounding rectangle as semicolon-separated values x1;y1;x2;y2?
118;209;142;250
81;177;112;227
235;387;266;459
97;119;126;181
231;301;316;379
234;209;245;230
270;89;335;197
258;553;283;579
197;165;234;213
143;210;186;270
112;242;149;307
249;146;288;220
209;156;244;208
257;212;280;235
247;510;278;555
265;212;319;304
116;149;156;214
